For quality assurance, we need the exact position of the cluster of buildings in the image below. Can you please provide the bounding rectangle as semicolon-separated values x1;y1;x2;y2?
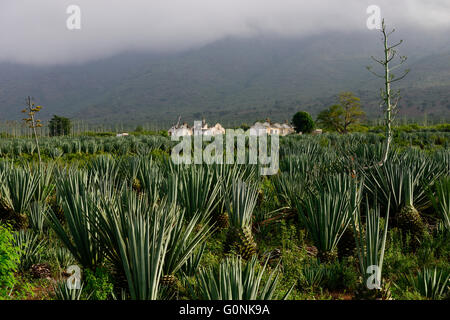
168;119;226;137
249;120;296;136
168;118;296;137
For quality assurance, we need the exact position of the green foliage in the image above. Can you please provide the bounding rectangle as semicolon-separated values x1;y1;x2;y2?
84;267;114;300
49;115;71;136
300;260;325;289
317;105;344;132
317;93;365;134
0;223;20;294
321;259;359;292
292;111;315;134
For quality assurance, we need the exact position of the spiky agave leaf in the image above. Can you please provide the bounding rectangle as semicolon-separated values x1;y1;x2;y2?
92;189;175;300
1;166;39;215
397;172;426;240
300;261;325;289
296;174;361;262
363;152;445;214
272;170;307;210
351;196;390;298
225;179;259;230
402;150;447;211
137;157;164;205
177;165;220;223
405;267;449;300
163;208;213;277
13;229;46;272
87;155;120;186
194;256;290;300
428;176;450;231
27;201;48;234
180;243;206;277
223;179;259;259
210;163;248;218
47;170;103;270
32;161;56;204
363;161;408;213
119;203;172;300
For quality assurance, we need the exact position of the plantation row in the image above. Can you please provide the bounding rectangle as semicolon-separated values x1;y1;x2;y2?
0;131;448;160
0;133;449;300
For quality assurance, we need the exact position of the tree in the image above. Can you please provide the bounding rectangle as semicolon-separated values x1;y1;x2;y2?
22;96;43;163
367;19;409;164
49;115;71;136
317;104;345;133
339;92;365;133
317;92;365;133
292;111;315;133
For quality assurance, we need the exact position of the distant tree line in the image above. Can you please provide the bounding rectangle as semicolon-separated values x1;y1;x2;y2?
49;115;71;136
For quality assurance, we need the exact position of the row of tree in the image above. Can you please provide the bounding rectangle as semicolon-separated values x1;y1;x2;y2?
48;115;71;136
291;91;366;134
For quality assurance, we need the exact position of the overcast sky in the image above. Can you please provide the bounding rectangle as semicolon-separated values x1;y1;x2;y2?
1;0;449;65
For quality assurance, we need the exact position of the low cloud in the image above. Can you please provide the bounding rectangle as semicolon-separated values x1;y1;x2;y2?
0;0;449;65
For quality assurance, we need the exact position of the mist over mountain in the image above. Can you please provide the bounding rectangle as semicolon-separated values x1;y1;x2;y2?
0;30;449;127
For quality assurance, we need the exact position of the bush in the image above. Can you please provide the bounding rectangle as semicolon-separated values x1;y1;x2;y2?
322;259;359;292
84;267;114;300
0;223;20;295
292;111;315;133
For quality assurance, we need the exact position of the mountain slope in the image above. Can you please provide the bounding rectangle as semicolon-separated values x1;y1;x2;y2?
0;32;449;126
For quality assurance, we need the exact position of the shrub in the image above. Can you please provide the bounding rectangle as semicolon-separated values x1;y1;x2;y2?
0;223;20;295
322;259;359;292
292;112;315;133
84;267;114;300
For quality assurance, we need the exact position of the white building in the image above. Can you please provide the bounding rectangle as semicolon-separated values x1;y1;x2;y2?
249;122;268;136
168;119;225;137
168;123;193;137
204;123;226;136
281;123;296;136
250;120;295;136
